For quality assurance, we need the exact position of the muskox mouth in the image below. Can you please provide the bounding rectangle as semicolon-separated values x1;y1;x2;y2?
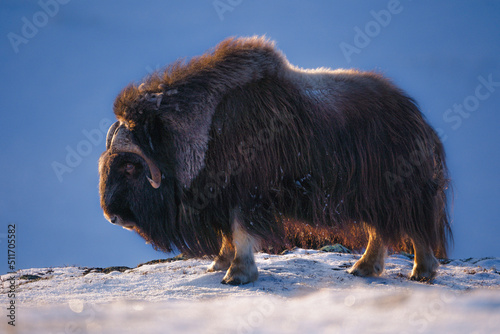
106;121;162;189
105;214;136;230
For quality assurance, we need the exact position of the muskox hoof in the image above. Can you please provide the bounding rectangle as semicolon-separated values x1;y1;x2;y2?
410;270;436;282
221;262;258;285
410;259;439;282
207;256;232;272
348;259;384;277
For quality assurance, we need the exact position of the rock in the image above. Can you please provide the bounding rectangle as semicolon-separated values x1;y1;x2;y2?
137;253;190;267
19;274;43;281
320;244;352;253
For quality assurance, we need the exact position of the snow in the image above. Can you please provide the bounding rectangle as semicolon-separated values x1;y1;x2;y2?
1;249;499;333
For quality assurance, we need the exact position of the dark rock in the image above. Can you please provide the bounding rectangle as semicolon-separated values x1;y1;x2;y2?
320;244;352;253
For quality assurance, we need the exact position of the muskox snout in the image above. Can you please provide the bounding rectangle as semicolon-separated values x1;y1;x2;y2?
105;214;120;225
105;214;136;230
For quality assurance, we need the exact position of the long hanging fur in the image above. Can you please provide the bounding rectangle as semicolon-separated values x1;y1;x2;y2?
100;36;452;259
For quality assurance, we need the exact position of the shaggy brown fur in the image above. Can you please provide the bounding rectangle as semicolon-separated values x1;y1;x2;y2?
281;219;368;253
99;36;452;284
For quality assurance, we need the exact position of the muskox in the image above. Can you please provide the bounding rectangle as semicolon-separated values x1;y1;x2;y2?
99;36;452;285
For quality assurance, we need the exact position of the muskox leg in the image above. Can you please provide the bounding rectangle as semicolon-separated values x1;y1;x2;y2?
410;239;439;281
348;224;387;277
207;233;235;272
221;218;260;285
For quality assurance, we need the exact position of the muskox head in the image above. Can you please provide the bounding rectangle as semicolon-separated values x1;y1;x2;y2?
98;80;215;252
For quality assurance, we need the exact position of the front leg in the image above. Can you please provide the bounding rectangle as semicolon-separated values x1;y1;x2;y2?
207;233;235;272
221;214;260;285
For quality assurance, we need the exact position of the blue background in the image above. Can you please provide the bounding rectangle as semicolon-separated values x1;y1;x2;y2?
1;0;499;273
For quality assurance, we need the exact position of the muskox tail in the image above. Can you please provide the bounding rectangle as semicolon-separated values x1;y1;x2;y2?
432;131;453;259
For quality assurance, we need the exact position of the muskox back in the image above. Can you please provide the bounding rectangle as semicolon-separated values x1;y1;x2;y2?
100;36;451;284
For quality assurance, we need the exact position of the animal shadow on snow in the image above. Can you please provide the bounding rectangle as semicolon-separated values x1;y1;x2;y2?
187;256;398;297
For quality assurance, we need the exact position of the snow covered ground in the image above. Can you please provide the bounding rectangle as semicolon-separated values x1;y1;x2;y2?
1;248;499;333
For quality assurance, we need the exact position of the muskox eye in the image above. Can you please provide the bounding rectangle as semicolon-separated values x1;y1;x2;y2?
124;163;135;175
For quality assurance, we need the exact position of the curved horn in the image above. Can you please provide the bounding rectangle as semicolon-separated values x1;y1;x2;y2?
106;121;121;150
110;126;162;189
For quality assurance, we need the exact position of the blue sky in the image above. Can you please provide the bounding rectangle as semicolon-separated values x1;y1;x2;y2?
1;0;499;273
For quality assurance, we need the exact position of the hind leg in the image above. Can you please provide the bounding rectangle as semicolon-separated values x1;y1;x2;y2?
348;224;387;277
207;233;235;272
410;239;439;281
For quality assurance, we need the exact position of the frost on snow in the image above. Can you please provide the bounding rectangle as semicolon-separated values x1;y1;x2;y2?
1;249;499;333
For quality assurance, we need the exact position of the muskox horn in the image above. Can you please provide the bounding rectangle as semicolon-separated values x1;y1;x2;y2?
106;121;121;150
109;125;162;189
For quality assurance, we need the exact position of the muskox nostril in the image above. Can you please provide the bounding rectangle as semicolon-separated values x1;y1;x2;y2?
110;216;117;224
